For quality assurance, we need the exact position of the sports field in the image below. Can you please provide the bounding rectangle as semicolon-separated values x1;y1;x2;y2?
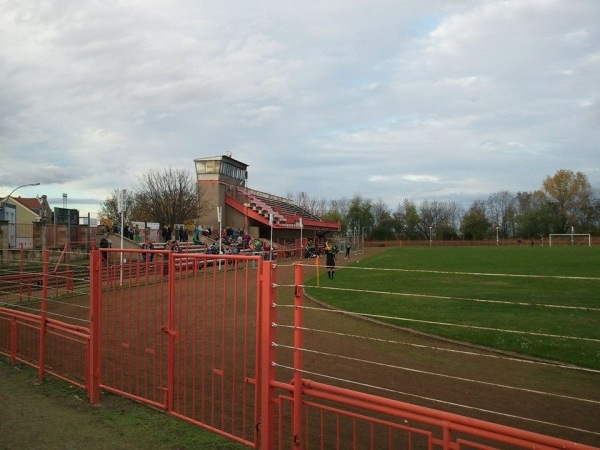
305;245;600;370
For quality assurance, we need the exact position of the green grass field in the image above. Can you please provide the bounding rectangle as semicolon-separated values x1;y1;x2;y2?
305;246;600;370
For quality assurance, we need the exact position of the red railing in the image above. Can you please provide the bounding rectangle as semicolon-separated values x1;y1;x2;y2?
1;251;598;449
258;262;599;450
0;249;89;393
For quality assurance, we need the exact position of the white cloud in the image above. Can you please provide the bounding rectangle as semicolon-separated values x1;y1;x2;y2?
0;0;599;217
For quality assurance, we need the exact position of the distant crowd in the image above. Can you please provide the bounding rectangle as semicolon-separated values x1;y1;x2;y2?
100;222;345;264
99;223;275;258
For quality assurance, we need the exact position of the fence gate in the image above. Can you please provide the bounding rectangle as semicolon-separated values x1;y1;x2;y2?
93;250;263;448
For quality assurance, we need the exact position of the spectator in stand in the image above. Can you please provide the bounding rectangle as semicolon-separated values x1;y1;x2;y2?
224;245;234;268
162;225;170;243
192;233;202;245
141;239;154;262
168;240;181;253
243;231;252;249
179;225;188;242
254;238;263;259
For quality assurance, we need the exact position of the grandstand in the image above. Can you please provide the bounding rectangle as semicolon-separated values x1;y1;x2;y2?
194;154;340;243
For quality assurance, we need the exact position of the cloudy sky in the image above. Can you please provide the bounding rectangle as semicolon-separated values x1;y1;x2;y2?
1;0;599;219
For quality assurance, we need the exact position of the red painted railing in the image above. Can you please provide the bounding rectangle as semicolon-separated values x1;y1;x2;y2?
1;251;598;449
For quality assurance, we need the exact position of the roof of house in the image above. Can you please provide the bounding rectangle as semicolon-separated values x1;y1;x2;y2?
13;197;42;211
1;196;53;220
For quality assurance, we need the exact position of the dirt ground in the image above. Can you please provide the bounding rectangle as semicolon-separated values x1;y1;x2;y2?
1;247;599;449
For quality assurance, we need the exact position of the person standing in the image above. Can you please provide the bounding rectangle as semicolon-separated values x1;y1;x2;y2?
326;245;336;279
99;233;111;263
141;238;154;262
345;242;351;259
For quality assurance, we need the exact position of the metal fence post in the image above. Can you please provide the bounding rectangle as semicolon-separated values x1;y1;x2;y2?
292;262;304;447
38;249;49;381
89;249;102;404
259;260;276;450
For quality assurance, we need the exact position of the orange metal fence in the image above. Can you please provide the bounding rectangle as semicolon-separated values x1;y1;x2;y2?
260;263;599;449
1;250;598;450
0;249;89;392
88;249;264;448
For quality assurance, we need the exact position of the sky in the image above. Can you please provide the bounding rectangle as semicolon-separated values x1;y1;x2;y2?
1;0;599;219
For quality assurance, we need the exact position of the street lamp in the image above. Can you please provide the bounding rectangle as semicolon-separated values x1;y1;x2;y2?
1;182;41;209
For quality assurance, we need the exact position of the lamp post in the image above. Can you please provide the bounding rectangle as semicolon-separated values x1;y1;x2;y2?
429;226;432;246
1;182;41;209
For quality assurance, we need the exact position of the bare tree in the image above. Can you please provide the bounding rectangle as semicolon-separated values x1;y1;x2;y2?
372;198;390;227
98;189;137;228
312;197;328;217
287;191;311;210
329;197;350;217
132;167;207;227
418;200;454;239
486;191;516;237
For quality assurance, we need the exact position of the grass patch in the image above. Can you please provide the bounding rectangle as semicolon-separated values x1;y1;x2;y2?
0;358;247;449
306;246;600;369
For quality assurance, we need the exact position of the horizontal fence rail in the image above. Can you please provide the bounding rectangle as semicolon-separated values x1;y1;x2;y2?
1;248;598;449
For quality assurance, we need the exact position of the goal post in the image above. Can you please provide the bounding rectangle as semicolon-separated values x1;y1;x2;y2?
549;233;591;247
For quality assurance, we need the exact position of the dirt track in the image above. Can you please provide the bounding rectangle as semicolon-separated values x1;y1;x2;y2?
273;248;600;447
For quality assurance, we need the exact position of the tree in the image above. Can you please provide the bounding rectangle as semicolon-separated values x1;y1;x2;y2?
132;167;207;227
514;190;552;238
371;198;390;227
328;197;351;234
287;191;328;217
418;200;460;240
441;201;463;240
346;194;374;237
394;199;421;239
461;200;491;240
329;197;350;218
371;215;399;240
99;189;137;230
542;170;595;233
486;191;516;238
321;209;344;226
